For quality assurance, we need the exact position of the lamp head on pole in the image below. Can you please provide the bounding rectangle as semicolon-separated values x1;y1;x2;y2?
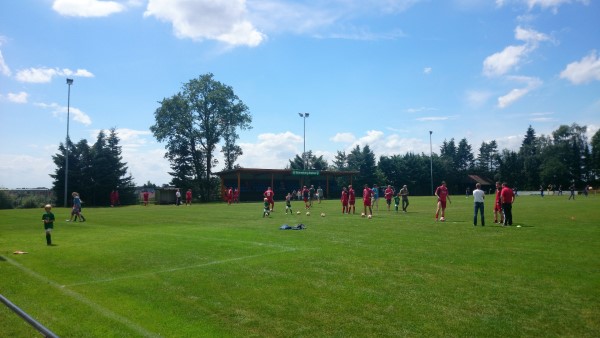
429;130;432;135
66;78;74;85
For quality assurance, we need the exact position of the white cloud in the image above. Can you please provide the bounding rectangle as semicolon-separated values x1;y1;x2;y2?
483;26;549;77
7;91;28;103
0;50;11;76
144;0;265;47
237;132;301;168
423;67;432;74
483;45;528;77
526;0;590;13
406;107;437;113
347;130;431;158
331;132;356;143
15;67;94;83
0;153;55;189
560;50;600;85
497;76;542;108
36;102;93;126
415;116;455;121
52;0;126;17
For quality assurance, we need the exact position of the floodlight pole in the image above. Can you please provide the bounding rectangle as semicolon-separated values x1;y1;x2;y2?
64;78;73;207
429;131;433;195
298;113;309;169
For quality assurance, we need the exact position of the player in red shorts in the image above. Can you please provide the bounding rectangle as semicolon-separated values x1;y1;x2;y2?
384;185;394;211
341;186;349;214
434;181;452;221
362;184;374;216
264;187;275;211
226;187;233;205
493;182;504;223
301;186;310;209
348;185;356;214
186;188;193;206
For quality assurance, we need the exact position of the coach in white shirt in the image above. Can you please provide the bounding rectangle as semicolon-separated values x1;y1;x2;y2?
473;183;485;226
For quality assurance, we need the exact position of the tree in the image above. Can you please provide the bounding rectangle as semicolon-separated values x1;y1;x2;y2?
151;73;252;201
591;129;600;182
288;151;328;170
456;138;474;173
519;125;540;190
51;129;135;206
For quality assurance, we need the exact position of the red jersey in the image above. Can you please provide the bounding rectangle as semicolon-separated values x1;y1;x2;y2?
500;187;514;204
186;190;192;200
435;185;448;202
363;187;373;202
384;187;394;200
348;188;355;202
341;190;348;204
264;189;274;201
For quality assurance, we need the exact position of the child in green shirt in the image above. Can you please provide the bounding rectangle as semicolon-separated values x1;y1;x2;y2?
394;193;401;212
263;198;270;217
42;204;55;245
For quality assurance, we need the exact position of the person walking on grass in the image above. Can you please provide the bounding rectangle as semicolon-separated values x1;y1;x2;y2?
384;185;394;211
400;185;409;212
363;184;374;217
394;192;401;212
434;181;451;221
341;187;349;214
67;192;86;222
348;185;356;214
473;183;485;226
569;184;576;200
42;204;55;246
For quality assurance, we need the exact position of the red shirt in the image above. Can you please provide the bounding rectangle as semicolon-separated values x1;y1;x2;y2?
500;187;514;204
264;189;274;200
435;185;448;202
384;188;394;200
362;188;373;202
341;190;348;203
348;188;355;202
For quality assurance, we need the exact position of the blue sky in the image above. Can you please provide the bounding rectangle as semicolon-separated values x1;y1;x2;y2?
1;0;599;189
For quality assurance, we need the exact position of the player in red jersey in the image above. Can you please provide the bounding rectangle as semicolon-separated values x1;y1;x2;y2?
341;187;349;214
348;185;356;214
434;181;452;221
362;184;374;216
500;182;515;226
264;187;275;211
493;182;504;223
384;185;394;211
186;188;193;206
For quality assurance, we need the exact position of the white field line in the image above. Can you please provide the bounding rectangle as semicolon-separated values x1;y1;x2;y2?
66;248;295;287
3;254;160;338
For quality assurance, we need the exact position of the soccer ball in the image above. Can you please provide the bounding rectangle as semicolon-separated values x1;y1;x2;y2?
367;214;372;219
320;212;325;217
361;213;366;217
306;211;310;216
296;211;301;215
440;217;445;222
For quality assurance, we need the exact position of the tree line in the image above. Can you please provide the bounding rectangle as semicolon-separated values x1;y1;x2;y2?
290;123;599;195
49;73;600;205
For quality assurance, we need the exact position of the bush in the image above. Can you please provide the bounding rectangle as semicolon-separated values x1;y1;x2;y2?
0;190;13;209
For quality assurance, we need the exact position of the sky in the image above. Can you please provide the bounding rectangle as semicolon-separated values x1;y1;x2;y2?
1;0;599;189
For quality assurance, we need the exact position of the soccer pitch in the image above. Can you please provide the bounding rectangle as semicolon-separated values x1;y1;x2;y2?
1;195;599;337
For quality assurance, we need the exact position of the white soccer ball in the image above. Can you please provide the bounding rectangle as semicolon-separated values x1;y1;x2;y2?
367;214;372;219
320;213;325;217
440;217;445;222
306;211;310;216
361;213;366;217
296;211;301;215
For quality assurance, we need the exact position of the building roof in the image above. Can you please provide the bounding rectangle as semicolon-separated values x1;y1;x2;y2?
467;175;494;185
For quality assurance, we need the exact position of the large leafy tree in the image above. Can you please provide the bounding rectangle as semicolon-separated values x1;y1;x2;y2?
151;73;252;201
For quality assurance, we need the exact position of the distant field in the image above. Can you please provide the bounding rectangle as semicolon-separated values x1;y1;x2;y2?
1;194;599;337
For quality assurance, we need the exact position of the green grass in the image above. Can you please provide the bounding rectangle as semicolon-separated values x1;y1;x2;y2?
1;195;599;337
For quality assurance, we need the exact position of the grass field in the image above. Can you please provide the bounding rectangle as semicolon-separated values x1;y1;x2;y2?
1;194;599;337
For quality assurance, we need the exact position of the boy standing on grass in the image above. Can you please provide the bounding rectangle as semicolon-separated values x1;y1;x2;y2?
341;187;349;214
285;192;293;214
348;185;356;214
394;192;400;212
384;185;394;211
42;204;55;246
263;198;271;217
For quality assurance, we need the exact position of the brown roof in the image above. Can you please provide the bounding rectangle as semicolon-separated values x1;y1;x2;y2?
467;175;494;185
